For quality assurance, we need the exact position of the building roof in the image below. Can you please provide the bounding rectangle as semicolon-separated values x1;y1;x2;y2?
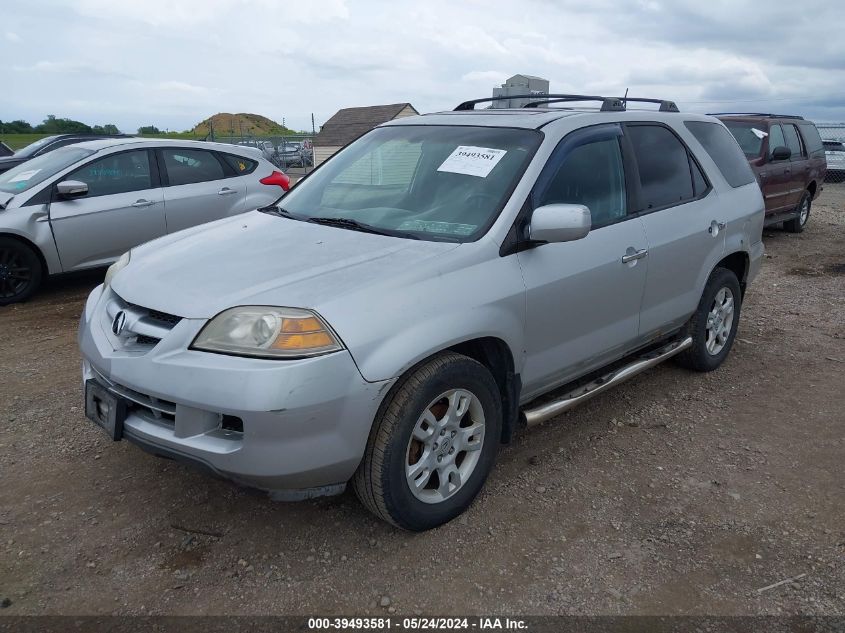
314;103;418;146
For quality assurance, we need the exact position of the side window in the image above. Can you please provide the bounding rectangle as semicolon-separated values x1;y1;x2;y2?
684;121;755;188
768;124;786;158
222;153;258;175
161;148;226;186
537;138;626;228
627;125;694;210
783;124;804;159
67;150;152;198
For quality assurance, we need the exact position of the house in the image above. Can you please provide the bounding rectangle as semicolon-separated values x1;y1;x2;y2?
313;103;418;166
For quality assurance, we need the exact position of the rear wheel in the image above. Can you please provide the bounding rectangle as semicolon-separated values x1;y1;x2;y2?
675;267;742;372
353;352;502;531
784;191;810;233
0;237;43;306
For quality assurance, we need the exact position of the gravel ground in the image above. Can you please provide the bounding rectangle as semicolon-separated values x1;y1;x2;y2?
1;186;843;616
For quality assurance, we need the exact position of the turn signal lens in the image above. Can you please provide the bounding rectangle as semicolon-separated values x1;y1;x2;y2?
192;307;342;358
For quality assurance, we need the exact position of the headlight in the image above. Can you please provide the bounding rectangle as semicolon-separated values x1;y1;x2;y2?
104;251;130;289
191;306;343;358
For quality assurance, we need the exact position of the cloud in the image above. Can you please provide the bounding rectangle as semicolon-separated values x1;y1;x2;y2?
5;31;21;43
1;0;844;131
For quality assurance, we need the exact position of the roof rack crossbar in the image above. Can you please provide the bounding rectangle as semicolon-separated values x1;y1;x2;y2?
523;96;679;112
707;112;804;120
454;93;625;112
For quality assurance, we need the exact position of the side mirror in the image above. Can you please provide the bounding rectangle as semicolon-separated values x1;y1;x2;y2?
56;180;89;199
771;146;791;161
529;203;591;244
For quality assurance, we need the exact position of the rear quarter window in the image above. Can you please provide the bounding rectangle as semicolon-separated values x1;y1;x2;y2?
222;153;258;175
684;121;756;188
797;123;825;158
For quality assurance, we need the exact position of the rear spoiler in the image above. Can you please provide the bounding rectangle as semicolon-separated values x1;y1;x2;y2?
0;192;13;210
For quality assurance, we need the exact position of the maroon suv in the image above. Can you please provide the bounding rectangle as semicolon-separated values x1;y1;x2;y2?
717;114;827;233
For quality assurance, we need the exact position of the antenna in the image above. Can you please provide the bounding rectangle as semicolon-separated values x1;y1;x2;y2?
623;88;629;109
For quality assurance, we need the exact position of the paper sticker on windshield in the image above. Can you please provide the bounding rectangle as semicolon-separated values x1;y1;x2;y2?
8;169;40;183
398;220;476;236
751;128;768;139
437;146;507;178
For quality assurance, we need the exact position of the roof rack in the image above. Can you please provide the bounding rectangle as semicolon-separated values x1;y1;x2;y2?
454;93;680;113
524;96;679;113
708;112;804;120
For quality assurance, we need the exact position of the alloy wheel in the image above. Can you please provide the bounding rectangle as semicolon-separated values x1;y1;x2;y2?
0;247;33;300
405;388;486;504
705;287;735;355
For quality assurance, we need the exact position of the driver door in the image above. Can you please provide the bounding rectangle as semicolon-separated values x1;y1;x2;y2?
517;124;648;398
49;149;165;271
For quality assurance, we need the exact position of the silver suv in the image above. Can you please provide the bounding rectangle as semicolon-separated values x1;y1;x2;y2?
79;94;765;530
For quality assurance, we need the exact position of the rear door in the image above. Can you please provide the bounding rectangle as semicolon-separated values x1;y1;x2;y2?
625;123;724;338
782;122;808;206
49;148;165;271
158;147;246;233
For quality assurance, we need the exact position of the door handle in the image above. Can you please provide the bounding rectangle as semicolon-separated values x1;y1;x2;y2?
217;188;238;195
621;248;648;264
131;199;155;208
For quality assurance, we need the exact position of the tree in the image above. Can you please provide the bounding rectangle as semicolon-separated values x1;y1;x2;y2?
137;125;161;135
0;119;34;133
92;124;120;135
34;115;92;134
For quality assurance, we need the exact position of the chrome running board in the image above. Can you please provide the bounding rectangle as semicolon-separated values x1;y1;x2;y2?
522;336;693;428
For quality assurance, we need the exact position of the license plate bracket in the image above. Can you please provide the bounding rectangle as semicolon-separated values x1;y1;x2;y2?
85;379;126;441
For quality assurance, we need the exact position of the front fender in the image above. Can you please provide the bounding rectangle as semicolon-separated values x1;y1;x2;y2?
323;252;527;383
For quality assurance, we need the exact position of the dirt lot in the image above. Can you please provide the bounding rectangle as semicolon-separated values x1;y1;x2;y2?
1;186;843;617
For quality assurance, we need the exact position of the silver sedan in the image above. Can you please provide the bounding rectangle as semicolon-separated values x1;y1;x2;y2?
0;138;290;304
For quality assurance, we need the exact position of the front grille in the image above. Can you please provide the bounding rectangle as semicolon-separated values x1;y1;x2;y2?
104;293;183;351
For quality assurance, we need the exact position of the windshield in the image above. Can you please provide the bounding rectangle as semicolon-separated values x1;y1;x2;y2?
278;125;541;242
13;136;59;159
0;146;95;194
723;122;767;158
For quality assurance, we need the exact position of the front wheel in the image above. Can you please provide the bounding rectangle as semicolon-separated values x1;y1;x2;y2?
784;191;810;233
675;267;742;372
353;352;502;531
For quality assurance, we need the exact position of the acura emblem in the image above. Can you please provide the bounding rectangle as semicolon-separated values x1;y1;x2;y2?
112;311;127;336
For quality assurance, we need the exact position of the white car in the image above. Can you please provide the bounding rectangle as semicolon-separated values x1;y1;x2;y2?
823;139;845;181
0;138;290;303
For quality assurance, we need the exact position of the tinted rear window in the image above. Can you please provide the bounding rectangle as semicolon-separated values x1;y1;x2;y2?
685;121;756;188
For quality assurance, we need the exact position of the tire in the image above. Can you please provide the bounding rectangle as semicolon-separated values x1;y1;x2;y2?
0;237;43;306
675;267;742;372
784;191;811;233
352;352;502;531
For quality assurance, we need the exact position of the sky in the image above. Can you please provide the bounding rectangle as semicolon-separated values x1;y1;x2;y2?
3;0;845;133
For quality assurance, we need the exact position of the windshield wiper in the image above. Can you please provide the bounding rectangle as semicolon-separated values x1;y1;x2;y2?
257;204;305;221
308;216;419;239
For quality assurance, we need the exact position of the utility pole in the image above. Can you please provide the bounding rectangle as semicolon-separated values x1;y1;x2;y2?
311;113;315;135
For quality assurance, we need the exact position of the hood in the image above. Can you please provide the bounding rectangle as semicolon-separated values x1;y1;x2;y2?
113;211;460;318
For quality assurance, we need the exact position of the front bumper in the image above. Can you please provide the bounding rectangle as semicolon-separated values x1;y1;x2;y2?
78;285;393;496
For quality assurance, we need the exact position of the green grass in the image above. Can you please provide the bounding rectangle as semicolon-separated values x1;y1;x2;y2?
0;134;53;151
